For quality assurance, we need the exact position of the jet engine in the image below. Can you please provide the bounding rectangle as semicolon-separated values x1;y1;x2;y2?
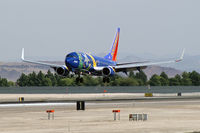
55;66;69;76
102;66;115;76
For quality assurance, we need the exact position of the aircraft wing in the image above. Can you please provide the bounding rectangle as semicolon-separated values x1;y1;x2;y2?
114;49;185;72
116;61;149;66
21;48;63;68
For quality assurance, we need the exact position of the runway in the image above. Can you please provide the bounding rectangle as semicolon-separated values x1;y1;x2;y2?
1;92;200;133
1;92;200;104
1;98;200;108
0;98;200;133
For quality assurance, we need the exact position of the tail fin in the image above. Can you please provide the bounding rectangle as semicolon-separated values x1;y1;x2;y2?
104;28;120;61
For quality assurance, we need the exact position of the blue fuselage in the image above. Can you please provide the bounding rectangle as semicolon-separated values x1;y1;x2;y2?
65;52;116;75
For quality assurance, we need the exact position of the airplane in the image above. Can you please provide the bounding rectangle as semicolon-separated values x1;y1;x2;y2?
21;28;185;83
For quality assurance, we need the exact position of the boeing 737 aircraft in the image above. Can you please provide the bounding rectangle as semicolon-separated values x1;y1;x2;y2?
21;28;185;83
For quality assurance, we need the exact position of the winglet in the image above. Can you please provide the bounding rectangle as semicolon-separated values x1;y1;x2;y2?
176;48;185;62
180;48;185;60
21;48;25;60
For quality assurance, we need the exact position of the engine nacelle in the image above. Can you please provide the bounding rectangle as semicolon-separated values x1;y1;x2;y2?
102;66;115;76
55;66;69;76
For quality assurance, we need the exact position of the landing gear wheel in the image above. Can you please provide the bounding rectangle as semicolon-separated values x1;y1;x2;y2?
80;77;84;83
106;77;110;83
103;77;110;83
76;77;84;83
76;77;80;83
103;77;106;83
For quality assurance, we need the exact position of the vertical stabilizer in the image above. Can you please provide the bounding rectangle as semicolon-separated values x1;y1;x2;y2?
104;28;120;61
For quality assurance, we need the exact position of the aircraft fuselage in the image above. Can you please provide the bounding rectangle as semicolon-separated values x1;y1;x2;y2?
65;52;116;75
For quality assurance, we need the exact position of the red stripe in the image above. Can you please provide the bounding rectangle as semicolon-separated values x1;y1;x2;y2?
112;33;119;61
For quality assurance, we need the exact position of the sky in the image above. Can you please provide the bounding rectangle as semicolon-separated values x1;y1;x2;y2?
0;0;200;61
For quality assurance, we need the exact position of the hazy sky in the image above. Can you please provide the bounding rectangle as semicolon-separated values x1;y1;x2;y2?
0;0;200;61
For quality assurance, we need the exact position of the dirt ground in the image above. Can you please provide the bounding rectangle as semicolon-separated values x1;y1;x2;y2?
0;99;200;133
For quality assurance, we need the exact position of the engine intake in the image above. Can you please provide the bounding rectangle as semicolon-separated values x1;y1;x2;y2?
102;67;115;76
56;66;69;76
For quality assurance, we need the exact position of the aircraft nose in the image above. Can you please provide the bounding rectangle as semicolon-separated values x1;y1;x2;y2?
65;57;79;68
66;57;72;64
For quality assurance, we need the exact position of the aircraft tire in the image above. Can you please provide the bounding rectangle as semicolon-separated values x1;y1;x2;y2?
103;77;110;83
80;77;84;83
106;77;110;83
103;77;106;83
76;77;80;83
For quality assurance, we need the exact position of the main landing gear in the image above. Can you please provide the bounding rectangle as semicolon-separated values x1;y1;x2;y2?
76;77;84;83
103;77;110;83
75;72;84;83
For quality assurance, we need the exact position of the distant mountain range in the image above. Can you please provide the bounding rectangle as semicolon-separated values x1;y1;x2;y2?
0;61;182;81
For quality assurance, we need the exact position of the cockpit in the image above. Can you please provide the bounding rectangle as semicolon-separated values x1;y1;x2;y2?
65;52;79;69
66;52;78;59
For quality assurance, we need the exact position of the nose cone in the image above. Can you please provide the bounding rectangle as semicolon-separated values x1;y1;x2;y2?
65;57;79;68
65;57;72;64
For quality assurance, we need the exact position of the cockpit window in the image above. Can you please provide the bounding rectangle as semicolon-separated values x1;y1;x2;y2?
66;55;73;58
66;53;78;58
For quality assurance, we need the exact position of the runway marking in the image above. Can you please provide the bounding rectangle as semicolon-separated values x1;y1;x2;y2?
0;103;75;108
1;99;200;108
0;102;125;108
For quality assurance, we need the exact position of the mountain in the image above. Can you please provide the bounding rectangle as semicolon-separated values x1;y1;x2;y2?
0;62;50;81
143;66;182;79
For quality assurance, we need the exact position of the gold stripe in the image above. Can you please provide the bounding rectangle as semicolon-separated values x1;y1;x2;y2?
87;54;96;67
113;67;116;72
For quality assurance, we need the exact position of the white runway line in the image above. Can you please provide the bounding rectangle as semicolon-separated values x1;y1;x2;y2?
1;99;200;108
0;102;131;108
0;103;75;108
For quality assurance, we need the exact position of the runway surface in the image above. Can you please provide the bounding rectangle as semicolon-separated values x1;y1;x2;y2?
0;99;200;133
1;99;200;107
1;98;200;133
1;92;200;104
